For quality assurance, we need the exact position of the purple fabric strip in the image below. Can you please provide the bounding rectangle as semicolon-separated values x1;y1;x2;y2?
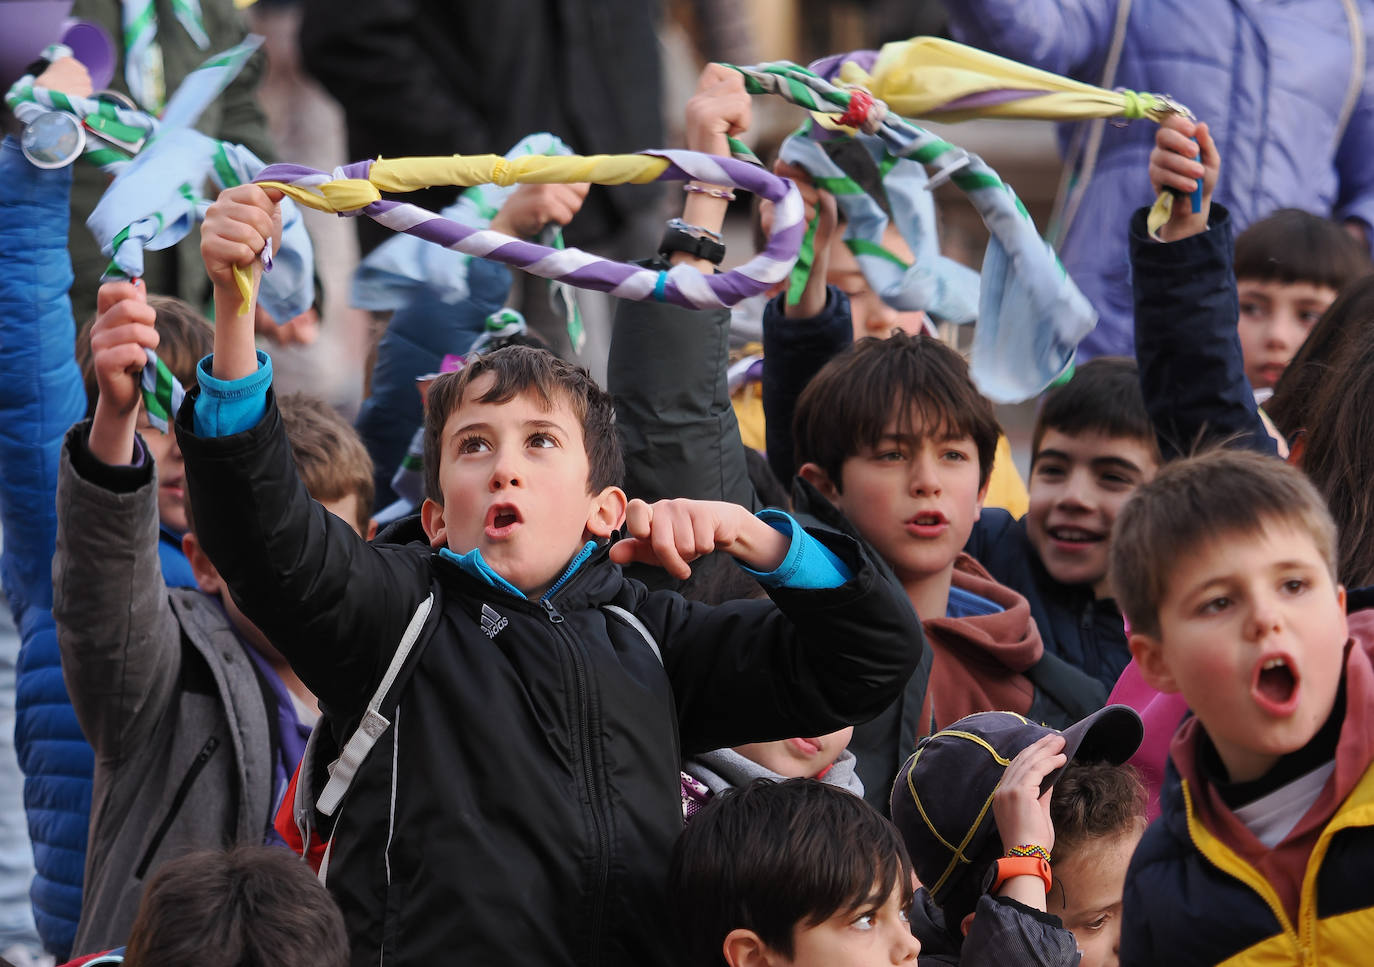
256;150;802;309
938;90;1044;111
808;49;879;81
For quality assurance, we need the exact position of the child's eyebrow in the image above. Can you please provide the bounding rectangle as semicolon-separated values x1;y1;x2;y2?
449;421;492;439
1032;449;1144;475
1093;456;1145;475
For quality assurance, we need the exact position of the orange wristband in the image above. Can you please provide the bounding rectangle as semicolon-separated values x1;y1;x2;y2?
983;856;1052;895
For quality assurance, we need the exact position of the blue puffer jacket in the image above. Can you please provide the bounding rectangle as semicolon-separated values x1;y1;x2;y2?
0;137;197;958
945;0;1374;358
0;137;90;959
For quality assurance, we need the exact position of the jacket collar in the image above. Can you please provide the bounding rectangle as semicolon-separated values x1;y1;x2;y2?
433;539;622;610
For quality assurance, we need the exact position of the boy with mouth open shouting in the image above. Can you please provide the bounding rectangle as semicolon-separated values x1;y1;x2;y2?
174;184;923;967
1113;448;1374;965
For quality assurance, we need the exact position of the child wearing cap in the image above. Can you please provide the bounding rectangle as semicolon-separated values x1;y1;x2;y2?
889;706;1144;965
1113;448;1374;965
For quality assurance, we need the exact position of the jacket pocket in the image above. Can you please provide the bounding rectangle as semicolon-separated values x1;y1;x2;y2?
135;735;221;879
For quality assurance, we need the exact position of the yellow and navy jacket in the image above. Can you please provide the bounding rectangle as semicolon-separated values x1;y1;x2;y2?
1121;626;1374;966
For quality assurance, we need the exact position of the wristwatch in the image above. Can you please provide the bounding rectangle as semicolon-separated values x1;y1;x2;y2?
658;217;726;265
981;856;1053;895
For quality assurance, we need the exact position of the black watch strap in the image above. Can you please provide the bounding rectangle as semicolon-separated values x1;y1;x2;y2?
658;225;726;265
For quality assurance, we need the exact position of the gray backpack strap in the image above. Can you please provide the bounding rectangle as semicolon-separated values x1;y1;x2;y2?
316;593;435;817
603;604;662;666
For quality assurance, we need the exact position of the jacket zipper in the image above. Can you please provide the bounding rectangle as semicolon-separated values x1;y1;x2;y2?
541;594;610;966
135;735;220;878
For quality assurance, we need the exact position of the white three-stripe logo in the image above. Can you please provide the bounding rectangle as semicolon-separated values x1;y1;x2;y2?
481;603;508;639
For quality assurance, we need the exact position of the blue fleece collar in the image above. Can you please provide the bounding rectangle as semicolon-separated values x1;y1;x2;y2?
439;540;599;602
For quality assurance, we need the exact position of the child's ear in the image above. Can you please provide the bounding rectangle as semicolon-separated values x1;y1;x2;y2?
976;476;991;513
798;462;839;501
722;928;780;967
585;486;628;538
366;517;380;541
181;531;225;596
1130;631;1178;693
420;498;448;549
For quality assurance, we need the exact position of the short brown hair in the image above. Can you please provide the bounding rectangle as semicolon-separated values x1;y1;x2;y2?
1110;449;1337;638
183;394;374;535
1031;357;1158;463
279;393;374;532
123;845;348;967
77;295;214;415
1049;760;1146;864
421;345;623;503
792;331;1001;489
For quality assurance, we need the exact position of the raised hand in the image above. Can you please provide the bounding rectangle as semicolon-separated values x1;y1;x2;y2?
490;182;591;239
88;280;158;464
200;184;284;291
1148;115;1220;242
769;159;838;317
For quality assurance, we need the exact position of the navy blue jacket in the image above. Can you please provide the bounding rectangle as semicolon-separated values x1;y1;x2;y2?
1130;205;1277;461
965;510;1129;691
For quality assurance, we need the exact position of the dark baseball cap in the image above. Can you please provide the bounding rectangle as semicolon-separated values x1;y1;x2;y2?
889;705;1144;924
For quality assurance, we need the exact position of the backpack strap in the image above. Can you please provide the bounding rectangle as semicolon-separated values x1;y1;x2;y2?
316;593;435;817
602;603;663;666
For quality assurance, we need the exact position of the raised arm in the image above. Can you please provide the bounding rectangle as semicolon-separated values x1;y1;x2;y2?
180;185;432;714
1133;117;1275;459
608;64;758;509
51;282;186;760
760;289;853;485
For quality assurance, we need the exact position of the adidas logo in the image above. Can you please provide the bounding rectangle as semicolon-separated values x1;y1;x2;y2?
481;603;509;639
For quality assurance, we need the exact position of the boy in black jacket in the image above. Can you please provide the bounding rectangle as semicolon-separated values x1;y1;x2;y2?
176;184;923;967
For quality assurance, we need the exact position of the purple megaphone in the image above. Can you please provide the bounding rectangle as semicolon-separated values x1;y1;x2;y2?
61;18;116;90
0;0;72;92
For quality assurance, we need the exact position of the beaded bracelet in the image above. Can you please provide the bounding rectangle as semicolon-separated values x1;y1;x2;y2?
684;182;737;202
1006;844;1052;863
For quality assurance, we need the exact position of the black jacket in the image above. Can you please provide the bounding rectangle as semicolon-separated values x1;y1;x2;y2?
176;392;923;967
298;0;662;254
607;286;933;811
965;510;1130;691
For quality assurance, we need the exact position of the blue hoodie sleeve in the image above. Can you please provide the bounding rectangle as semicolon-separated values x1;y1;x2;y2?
192;352;274;438
740;510;852;589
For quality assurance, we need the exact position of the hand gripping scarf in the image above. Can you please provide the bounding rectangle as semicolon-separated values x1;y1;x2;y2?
6;37;314;430
724;37;1195;402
